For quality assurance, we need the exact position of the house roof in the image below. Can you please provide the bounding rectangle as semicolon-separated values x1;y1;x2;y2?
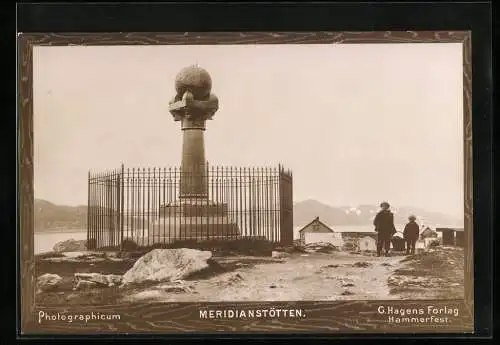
298;217;334;233
436;227;464;232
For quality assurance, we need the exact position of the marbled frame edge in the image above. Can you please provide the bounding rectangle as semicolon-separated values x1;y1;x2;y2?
17;31;473;335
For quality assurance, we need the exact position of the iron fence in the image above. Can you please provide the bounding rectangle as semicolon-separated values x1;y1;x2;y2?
87;164;293;250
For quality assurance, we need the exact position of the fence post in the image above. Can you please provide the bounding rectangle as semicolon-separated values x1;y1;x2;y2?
87;171;91;250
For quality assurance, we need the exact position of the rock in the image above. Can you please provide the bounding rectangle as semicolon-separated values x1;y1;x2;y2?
324;264;340;268
155;280;195;293
232;273;244;281
122;238;139;251
73;280;98;290
271;251;288;258
341;290;355;296
304;242;339;253
160;285;192;293
121;248;212;286
74;273;123;289
341;279;355;287
352;261;371;268
53;239;87;253
107;257;125;262
287;244;308;253
105;252;121;258
388;274;445;289
380;263;392;267
36;273;63;293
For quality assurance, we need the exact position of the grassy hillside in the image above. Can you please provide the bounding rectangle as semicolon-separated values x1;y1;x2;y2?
35;199;87;232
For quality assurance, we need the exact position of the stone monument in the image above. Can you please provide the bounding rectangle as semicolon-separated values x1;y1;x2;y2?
150;65;240;242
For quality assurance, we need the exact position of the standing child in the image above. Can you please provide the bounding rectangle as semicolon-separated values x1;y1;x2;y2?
403;215;419;254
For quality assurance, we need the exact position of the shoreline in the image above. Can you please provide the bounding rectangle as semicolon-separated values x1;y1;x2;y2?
35;229;87;234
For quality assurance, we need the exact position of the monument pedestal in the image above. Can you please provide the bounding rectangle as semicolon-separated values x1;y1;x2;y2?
150;198;240;244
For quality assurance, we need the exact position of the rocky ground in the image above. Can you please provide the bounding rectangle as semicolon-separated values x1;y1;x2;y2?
35;242;465;306
387;246;464;299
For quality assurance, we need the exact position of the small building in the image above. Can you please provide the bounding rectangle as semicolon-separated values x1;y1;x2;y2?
359;236;377;251
340;228;377;251
437;228;456;245
455;229;464;247
391;232;406;251
436;227;464;246
420;227;438;240
298;217;337;245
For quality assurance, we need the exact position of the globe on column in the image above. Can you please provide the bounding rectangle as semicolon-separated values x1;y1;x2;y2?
174;65;212;101
153;65;240;242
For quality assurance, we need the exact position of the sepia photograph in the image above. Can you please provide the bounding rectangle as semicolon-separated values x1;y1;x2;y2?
19;31;475;334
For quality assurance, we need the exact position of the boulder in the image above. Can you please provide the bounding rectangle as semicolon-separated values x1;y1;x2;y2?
352;261;371;268
37;273;63;293
340;279;355;287
74;273;123;290
121;248;212;286
304;242;339;253
73;280;98;290
156;280;194;293
53;239;87;253
271;251;288;258
341;290;355;296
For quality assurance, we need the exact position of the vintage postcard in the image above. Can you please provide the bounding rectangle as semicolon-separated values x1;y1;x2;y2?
19;31;474;334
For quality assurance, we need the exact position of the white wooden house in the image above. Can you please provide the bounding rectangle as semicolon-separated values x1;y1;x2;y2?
359;236;377;251
298;217;341;246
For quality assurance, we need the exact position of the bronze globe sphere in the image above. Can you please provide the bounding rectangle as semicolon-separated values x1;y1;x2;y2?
174;65;212;101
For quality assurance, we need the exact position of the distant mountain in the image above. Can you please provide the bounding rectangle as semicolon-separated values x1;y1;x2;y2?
34;197;462;233
293;199;462;229
35;199;87;232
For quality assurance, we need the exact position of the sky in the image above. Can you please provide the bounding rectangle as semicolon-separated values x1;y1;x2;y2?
32;43;464;218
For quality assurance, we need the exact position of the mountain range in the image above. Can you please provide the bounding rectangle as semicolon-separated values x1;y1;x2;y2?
293;199;463;228
34;198;462;232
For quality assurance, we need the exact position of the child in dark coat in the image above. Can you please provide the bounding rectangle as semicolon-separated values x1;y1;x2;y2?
403;215;420;254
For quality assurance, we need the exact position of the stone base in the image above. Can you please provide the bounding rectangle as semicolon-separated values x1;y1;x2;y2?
151;199;240;242
160;199;228;217
150;216;239;240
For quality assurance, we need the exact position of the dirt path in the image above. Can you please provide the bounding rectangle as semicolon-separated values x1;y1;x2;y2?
123;252;405;302
36;247;464;305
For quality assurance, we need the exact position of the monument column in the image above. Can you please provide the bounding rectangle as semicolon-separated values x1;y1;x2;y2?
168;65;219;201
179;115;207;198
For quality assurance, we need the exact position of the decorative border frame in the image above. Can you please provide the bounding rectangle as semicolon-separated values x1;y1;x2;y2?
18;31;473;334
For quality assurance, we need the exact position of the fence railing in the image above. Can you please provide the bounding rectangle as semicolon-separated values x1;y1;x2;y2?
87;164;293;250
